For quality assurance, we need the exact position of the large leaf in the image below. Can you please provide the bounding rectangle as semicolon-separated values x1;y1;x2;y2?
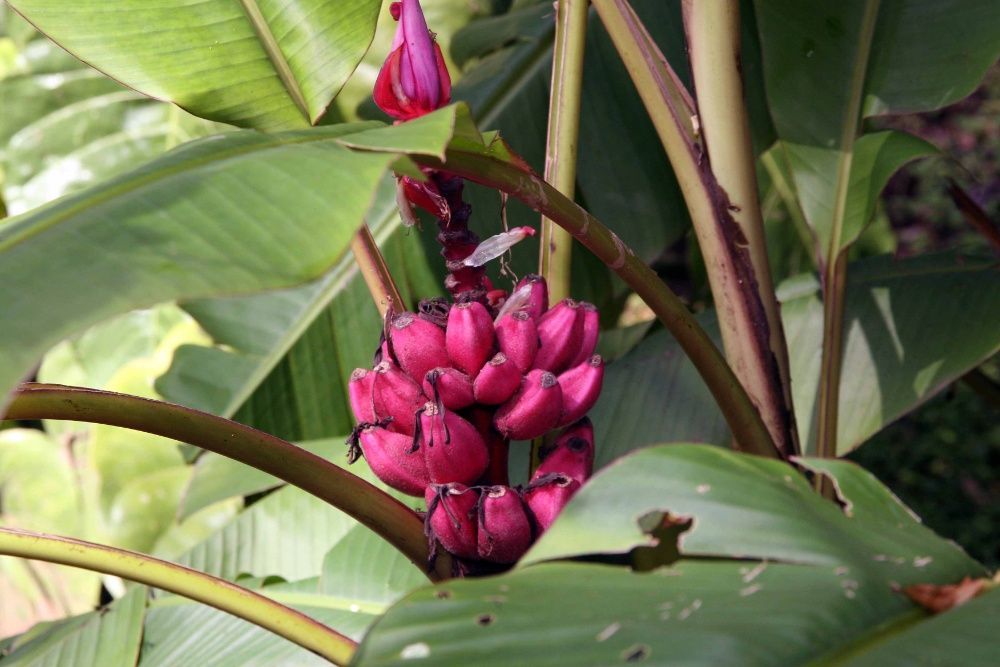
589;316;728;467
140;579;379;666
178;485;357;583
319;526;426;607
157;184;442;443
0;585;146;666
149;485;424;660
776;129;937;257
38;308;190;397
815;585;1000;666
156;199;390;423
0;115;473;408
524;444;981;581
8;0;382;130
3;91;223;215
177;437;342;518
104;466;191;553
0;430;79;535
2;310;205;629
782;254;1000;455
353;446;987;664
756;0;999;146
139;492;424;663
0;30;224;216
354;560;946;667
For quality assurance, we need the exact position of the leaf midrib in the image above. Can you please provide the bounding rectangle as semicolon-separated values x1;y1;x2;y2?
237;0;311;122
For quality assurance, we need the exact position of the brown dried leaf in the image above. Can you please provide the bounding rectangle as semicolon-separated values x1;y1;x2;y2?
904;576;989;614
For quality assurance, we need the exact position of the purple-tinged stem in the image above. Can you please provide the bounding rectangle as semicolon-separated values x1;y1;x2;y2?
432;173;491;304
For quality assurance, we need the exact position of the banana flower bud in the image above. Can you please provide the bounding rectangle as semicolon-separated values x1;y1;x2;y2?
374;0;452;121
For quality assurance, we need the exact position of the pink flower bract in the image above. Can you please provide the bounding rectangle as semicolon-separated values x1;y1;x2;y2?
374;0;452;121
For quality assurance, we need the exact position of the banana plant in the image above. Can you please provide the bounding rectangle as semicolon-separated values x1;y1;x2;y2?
1;0;998;664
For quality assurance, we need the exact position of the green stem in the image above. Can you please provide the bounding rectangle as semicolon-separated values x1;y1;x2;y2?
591;0;794;457
815;0;881;459
350;224;405;317
684;0;799;456
538;0;589;302
418;149;779;459
4;383;449;581
816;252;848;462
0;527;356;665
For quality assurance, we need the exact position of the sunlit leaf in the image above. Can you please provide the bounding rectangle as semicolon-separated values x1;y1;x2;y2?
0;123;407;408
8;0;383;129
524;443;981;581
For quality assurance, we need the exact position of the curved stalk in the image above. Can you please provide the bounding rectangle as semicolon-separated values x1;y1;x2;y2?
538;0;589;302
4;383;449;581
0;527;356;665
416;149;779;459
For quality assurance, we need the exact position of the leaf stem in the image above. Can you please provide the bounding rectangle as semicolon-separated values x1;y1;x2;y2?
815;0;881;459
816;252;848;461
350;225;405;317
591;0;794;456
419;149;779;459
683;0;798;455
4;383;449;581
0;527;357;665
538;0;589;302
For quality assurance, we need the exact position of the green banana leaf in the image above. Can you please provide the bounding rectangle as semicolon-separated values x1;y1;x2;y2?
7;0;383;130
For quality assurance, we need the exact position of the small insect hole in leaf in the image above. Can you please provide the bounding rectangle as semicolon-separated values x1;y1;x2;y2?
622;644;650;662
476;613;495;626
435;589;452;600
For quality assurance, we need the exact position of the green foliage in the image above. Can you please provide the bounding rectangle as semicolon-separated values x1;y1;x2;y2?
2;0;999;664
355;446;987;665
524;444;981;576
0;586;146;667
783;254;1000;455
6;0;383;129
754;0;999;266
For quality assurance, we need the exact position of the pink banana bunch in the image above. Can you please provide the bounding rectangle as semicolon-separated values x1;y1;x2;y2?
346;275;604;569
357;1;603;571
